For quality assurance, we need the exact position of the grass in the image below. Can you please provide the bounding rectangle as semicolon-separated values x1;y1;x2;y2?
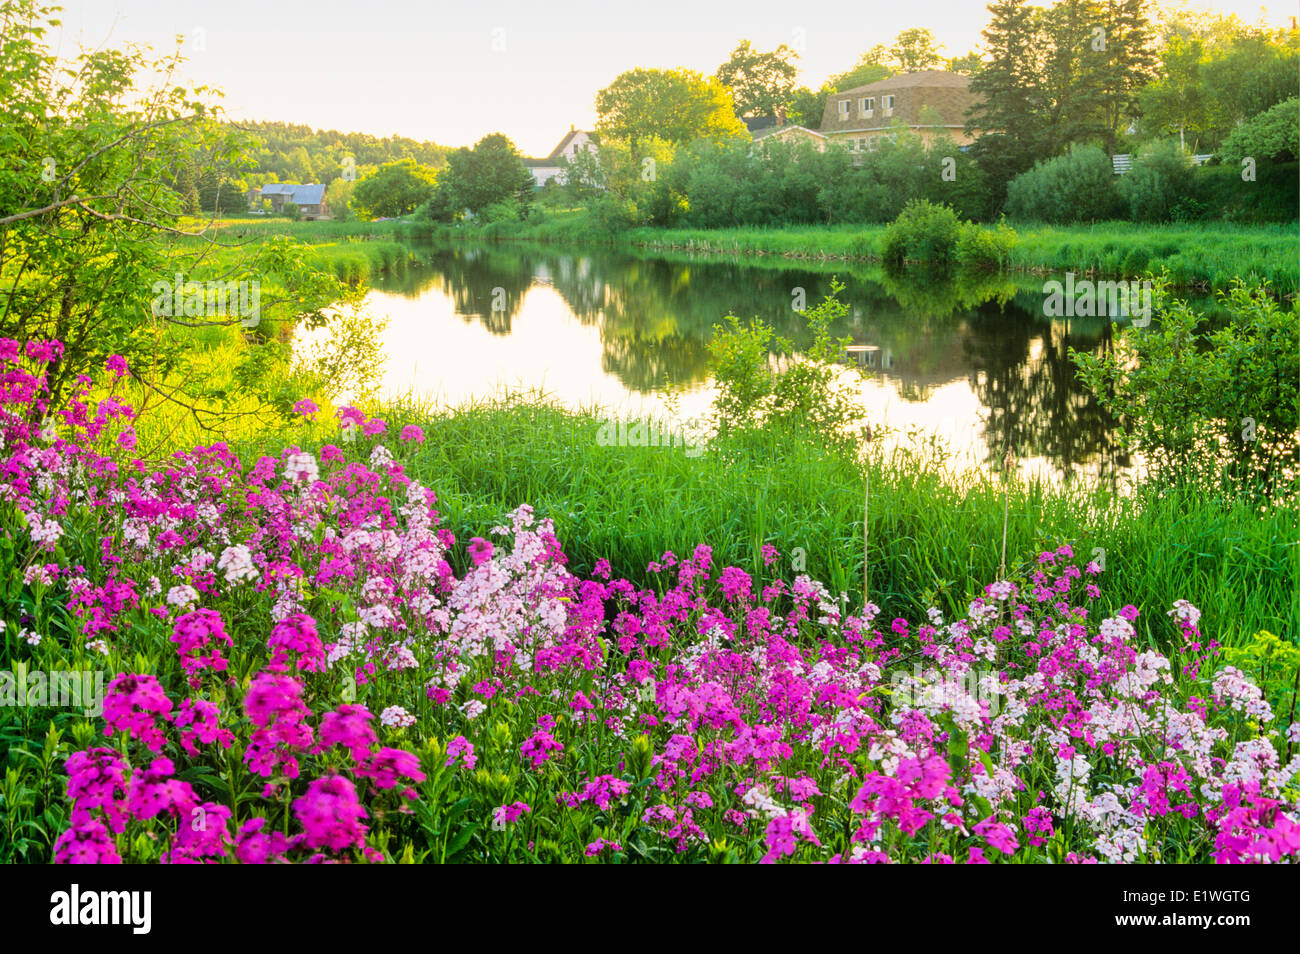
341;394;1299;651
415;211;1300;295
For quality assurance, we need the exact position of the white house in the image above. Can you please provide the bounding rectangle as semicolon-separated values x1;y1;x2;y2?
525;127;596;187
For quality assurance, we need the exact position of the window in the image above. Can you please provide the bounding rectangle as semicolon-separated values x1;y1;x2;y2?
860;97;875;118
857;138;867;151
838;99;850;117
883;95;895;115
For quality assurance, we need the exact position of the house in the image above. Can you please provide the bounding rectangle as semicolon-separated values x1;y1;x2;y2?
250;183;330;218
525;127;596;187
820;70;982;153
752;124;828;152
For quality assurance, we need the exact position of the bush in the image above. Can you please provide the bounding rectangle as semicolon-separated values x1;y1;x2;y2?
1118;141;1195;223
955;220;1018;270
708;279;866;457
1218;97;1300;164
1005;146;1124;223
882;199;963;266
282;201;302;221
1190;160;1299;224
1072;278;1300;493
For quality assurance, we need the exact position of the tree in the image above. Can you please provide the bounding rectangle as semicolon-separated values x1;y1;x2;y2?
1094;0;1159;156
888;28;946;72
829;56;892;93
948;51;984;75
352;157;438;218
0;0;358;431
324;178;355;221
786;84;834;128
967;0;1051;206
715;40;800;120
595;68;747;146
1040;0;1109;154
440;133;534;216
1138;33;1209;150
1217;96;1300;162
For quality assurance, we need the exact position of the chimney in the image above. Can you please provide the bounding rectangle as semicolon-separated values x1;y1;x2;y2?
776;105;787;127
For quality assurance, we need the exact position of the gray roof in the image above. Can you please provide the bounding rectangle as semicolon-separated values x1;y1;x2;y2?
259;183;326;204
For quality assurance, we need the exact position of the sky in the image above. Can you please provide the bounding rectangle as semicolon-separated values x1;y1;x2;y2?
52;0;1292;157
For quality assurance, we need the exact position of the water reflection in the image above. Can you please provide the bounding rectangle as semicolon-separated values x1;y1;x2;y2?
334;241;1154;483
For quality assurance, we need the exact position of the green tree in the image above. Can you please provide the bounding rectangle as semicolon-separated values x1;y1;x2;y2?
1094;0;1159;156
1138;33;1210;151
596;67;747;146
967;0;1051;206
440;133;535;217
715;39;800;120
0;0;358;426
1073;280;1299;492
787;84;834;128
324;177;355;221
829;57;892;93
948;51;984;75
352;157;438;218
1040;0;1109;153
888;28;946;72
1217;96;1300;162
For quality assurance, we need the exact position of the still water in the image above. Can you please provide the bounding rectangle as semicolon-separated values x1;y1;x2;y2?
309;240;1169;484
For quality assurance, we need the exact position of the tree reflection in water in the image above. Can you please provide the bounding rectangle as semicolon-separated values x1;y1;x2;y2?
368;241;1214;482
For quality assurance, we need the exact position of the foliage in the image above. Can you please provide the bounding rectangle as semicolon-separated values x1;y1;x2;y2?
1005;146;1124;223
714;39;800;121
0;0;363;435
1072;279;1300;492
1217;97;1300;163
440;134;534;217
595;68;747;147
708;279;865;457
1116;140;1195;223
352;158;438;219
882;200;964;266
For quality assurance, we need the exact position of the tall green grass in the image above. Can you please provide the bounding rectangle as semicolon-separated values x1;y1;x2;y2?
420;213;1299;295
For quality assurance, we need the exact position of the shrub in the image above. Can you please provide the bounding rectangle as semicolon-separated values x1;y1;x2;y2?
1118;141;1195;223
708;279;866;456
955;220;1018;270
882;199;963;266
1005;146;1124;223
1073;278;1300;493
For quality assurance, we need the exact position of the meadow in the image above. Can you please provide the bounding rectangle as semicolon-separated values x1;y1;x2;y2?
1;347;1296;864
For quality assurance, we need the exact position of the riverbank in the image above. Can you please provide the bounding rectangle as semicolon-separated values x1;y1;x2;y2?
406;211;1299;295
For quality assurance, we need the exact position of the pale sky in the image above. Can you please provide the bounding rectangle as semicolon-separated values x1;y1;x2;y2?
54;0;1291;157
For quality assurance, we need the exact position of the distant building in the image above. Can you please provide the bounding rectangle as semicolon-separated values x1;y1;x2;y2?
525;127;596;187
820;70;982;153
752;124;828;152
249;183;329;218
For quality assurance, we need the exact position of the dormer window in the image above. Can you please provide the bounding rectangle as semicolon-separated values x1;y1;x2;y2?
860;97;875;118
838;99;850;118
883;95;895;116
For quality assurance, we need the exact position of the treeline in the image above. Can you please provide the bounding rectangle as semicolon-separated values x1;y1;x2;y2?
534;3;1298;230
545;132;1296;232
181;120;452;215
